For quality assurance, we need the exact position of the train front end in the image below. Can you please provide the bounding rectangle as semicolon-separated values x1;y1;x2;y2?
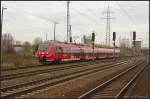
35;41;55;64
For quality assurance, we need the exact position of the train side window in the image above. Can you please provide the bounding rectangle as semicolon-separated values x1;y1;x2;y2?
67;48;70;53
77;49;79;53
70;48;73;53
59;47;63;53
73;49;77;53
71;48;78;54
62;48;70;53
63;48;67;53
66;48;70;53
73;49;75;53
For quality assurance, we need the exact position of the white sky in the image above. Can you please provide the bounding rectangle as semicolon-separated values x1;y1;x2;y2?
1;1;149;48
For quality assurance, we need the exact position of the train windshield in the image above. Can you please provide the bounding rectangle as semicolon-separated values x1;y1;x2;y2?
38;42;51;51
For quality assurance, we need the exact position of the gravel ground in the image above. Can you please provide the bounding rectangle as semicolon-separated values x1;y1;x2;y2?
2;61;96;76
1;61;115;88
22;59;136;98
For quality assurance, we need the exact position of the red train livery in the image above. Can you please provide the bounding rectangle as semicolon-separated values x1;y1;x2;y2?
35;40;120;64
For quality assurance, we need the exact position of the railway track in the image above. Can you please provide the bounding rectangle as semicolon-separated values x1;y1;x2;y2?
123;65;149;98
1;58;127;80
1;59;133;98
78;60;147;99
1;61;96;80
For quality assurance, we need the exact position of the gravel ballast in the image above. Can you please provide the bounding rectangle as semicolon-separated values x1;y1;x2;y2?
22;60;137;98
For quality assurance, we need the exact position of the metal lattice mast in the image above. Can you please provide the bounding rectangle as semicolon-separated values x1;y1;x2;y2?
102;5;115;46
67;1;70;43
108;6;111;46
46;32;47;41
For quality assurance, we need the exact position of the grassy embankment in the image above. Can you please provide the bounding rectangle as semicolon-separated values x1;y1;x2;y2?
1;52;40;70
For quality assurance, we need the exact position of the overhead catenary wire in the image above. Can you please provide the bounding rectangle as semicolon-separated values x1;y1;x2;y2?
101;5;115;47
8;4;92;39
115;1;147;48
58;1;103;28
115;1;144;32
7;6;66;26
3;13;49;32
115;1;136;26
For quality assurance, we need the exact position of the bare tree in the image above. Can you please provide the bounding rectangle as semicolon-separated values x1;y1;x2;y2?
32;37;42;54
22;41;32;53
2;33;14;53
33;37;42;45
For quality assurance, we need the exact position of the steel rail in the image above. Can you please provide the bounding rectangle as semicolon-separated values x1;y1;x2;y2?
1;64;43;71
78;60;145;99
1;60;128;93
1;59;126;80
1;60;129;98
2;61;128;91
115;64;148;99
1;59;89;71
1;62;90;80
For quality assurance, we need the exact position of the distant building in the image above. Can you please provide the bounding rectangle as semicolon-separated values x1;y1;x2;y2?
81;35;92;45
119;38;131;57
132;41;141;56
81;35;111;48
13;41;23;53
15;41;21;45
13;45;23;53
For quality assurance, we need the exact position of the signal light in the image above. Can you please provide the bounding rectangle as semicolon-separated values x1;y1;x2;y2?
92;32;95;41
70;37;72;43
133;31;136;40
113;32;116;41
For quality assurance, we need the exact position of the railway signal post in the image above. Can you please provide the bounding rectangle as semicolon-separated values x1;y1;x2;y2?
92;32;95;60
113;32;116;61
1;6;7;69
133;31;136;61
70;25;72;43
54;21;58;41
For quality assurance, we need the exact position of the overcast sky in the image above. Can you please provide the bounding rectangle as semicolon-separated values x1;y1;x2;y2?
1;1;149;48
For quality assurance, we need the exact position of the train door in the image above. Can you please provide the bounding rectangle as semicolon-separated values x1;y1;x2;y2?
80;48;85;60
54;47;63;61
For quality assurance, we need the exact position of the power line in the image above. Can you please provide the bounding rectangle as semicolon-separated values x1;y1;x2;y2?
3;13;48;31
57;1;101;27
115;1;146;40
115;2;144;31
54;2;104;33
115;1;136;25
9;6;60;24
71;7;101;27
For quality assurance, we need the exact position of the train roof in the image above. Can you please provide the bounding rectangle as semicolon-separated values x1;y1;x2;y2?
49;40;120;50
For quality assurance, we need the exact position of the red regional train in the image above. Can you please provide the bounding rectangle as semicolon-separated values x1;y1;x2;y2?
35;40;120;64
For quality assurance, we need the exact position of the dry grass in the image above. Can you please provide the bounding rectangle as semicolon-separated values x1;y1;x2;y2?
1;52;39;69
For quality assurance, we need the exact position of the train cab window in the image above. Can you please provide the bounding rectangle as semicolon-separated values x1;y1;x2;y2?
54;48;58;53
38;42;50;51
55;47;63;53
